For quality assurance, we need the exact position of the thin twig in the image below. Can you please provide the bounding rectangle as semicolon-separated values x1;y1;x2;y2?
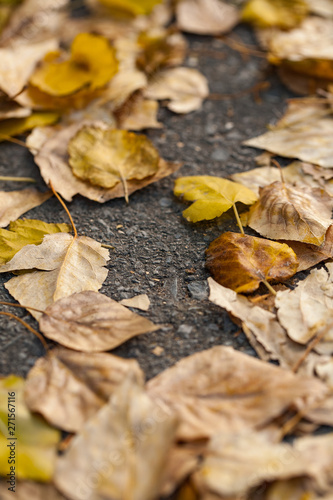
49;181;77;237
0;311;48;350
0;134;29;148
0;175;36;183
292;324;329;373
232;203;244;235
271;158;285;184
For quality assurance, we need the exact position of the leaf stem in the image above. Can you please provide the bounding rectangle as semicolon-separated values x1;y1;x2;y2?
0;301;45;314
271;158;285;184
0;311;48;350
49;181;78;238
232;203;244;235
0;134;30;149
119;168;129;204
262;279;277;296
292;323;328;373
0;176;36;183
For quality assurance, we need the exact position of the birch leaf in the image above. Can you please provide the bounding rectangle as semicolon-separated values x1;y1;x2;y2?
97;0;162;16
38;291;158;352
0;112;59;140
30;33;118;97
174;176;257;222
176;0;239;35
0;375;60;482
247;181;333;245
242;0;308;29
0;233;109;319
206;231;298;293
0;218;71;264
25;348;144;432
0;189;52;228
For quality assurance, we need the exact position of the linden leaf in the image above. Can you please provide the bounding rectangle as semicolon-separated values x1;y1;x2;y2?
25;348;144;432
247;181;333;245
0;112;59;140
0;375;60;482
30;33;118;97
174;176;258;223
68;126;160;202
97;0;162;16
0;233;109;319
242;0;308;29
206;231;298;294
0;189;53;228
0;218;71;264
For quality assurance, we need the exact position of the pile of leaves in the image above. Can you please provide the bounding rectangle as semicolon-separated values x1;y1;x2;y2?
1;0;333;499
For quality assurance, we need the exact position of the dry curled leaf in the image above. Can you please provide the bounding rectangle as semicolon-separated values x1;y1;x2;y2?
120;293;150;311
55;375;177;500
0;480;67;500
117;97;162;130
174;176;257;222
247;181;333;246
0;111;59;140
0;189;52;228
176;0;239;35
38;291;158;352
25;348;144;432
206;231;298;294
0;233;109;319
147;345;326;441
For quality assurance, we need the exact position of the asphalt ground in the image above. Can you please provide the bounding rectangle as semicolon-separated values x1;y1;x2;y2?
0;23;295;380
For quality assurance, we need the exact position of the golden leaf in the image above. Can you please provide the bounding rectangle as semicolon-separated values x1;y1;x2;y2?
206;231;298;294
0;111;59;140
242;0;308;29
97;0;162;16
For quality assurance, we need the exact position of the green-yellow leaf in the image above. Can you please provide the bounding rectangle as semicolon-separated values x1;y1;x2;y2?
0;112;59;140
174;176;258;222
29;33;118;97
0;219;72;264
0;375;60;482
241;0;308;29
97;0;162;16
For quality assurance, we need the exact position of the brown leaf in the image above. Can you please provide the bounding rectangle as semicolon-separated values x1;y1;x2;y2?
147;345;327;441
159;445;201;498
24;348;144;432
247;181;333;245
39;291;159;352
206;231;298;294
0;480;67;500
0;189;52;228
176;0;239;35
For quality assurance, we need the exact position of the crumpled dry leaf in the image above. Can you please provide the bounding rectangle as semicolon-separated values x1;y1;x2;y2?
117;97;162;130
55;375;177;500
38;291;158;352
0;189;52;228
276;263;333;352
244;98;333;168
0;375;60;481
0;480;67;500
242;0;308;29
30;33;118;97
0;232;109;319
24;348;144;432
27;123;180;202
206;231;298;294
159;445;201;498
176;0;239;35
0;95;30;120
174;175;257;222
247;181;333;245
0;218;71;264
0;111;59;139
145;67;209;113
120;293;150;311
147;345;326;441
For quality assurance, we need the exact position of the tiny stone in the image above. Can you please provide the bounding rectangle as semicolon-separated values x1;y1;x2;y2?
178;324;193;337
187;281;208;300
159;197;172;207
211;148;230;161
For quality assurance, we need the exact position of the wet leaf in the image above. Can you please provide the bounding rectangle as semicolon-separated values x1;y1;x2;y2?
176;0;239;35
0;218;71;264
0;189;53;228
147;345;327;441
38;291;158;352
0;233;109;319
0;111;59;139
206;231;298;294
55;375;177;500
242;0;308;29
174;176;257;222
0;375;60;481
30;33;118;97
68;126;160;201
145;67;209;114
25;348;144;432
97;0;162;16
244;98;333;168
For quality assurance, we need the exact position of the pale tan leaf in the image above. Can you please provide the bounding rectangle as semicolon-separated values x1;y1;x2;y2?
55;375;177;500
120;293;151;311
176;0;239;35
24;348;144;432
159;445;200;498
0;480;67;500
147;345;327;441
0;98;31;120
118;98;162;130
0;189;52;228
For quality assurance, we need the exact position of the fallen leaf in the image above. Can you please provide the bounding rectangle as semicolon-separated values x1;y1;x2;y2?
147;345;326;441
117;96;162;130
97;0;162;16
174;175;257;222
176;0;239;35
30;33;118;97
242;0;308;29
247;181;333;245
316;358;333;390
206;231;298;294
0;218;71;264
0;189;53;228
0;111;59;139
54;375;177;500
120;293;151;310
0;375;60;481
0;96;31;120
0;232;109;319
159;445;200;498
145;67;209;113
24;348;144;432
244;98;333;168
0;480;67;500
38;291;158;352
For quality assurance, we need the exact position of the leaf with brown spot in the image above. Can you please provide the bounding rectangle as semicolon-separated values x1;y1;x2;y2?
24;348;144;432
206;231;298;294
247;181;333;245
38;291;159;352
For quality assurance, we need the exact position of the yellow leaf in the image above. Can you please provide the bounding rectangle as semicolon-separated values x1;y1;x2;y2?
242;0;308;29
174;175;258;222
0;375;60;482
0;112;59;140
30;33;118;97
97;0;162;16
